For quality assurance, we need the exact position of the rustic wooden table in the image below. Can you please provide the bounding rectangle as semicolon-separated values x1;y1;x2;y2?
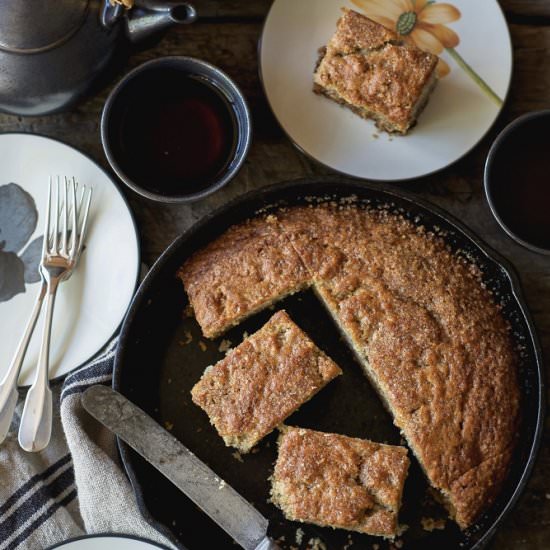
1;1;548;548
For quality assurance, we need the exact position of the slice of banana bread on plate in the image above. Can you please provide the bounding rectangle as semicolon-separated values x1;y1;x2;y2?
313;8;438;134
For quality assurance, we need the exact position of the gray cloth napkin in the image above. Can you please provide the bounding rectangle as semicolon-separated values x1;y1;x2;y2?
0;338;176;550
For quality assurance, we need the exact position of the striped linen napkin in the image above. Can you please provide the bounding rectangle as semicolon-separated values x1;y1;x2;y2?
0;339;176;550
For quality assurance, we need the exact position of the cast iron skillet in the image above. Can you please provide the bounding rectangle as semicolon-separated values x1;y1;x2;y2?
113;178;544;550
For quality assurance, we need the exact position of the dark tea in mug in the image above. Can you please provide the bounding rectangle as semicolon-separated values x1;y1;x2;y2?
101;57;250;203
113;70;237;196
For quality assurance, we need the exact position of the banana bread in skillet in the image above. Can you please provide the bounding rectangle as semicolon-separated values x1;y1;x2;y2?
191;310;342;453
271;426;409;537
178;216;310;339
179;203;520;529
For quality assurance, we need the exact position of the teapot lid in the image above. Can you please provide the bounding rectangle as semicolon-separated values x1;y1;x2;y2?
0;0;89;53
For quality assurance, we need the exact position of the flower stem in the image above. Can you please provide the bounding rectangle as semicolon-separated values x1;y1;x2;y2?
446;47;503;107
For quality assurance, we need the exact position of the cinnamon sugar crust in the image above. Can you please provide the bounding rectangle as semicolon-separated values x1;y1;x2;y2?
313;8;438;134
191;311;342;453
179;204;520;528
278;205;520;528
271;426;409;537
177;215;310;339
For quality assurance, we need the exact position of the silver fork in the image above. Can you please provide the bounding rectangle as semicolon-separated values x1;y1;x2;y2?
0;282;46;443
0;178;91;445
17;176;91;452
0;179;91;445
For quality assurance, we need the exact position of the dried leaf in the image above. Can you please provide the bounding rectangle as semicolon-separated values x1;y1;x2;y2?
0;183;38;254
20;236;43;284
0;251;25;302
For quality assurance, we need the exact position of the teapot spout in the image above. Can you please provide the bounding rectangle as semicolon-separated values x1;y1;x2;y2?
126;1;196;42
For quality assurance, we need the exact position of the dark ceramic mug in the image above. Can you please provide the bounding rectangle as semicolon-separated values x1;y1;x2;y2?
101;56;251;203
484;110;550;255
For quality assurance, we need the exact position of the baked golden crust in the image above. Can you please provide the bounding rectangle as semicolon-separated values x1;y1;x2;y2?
447;447;514;528
191;311;342;453
313;9;438;134
325;7;397;53
180;204;520;528
277;204;519;527
178;215;310;338
278;205;520;528
271;426;409;537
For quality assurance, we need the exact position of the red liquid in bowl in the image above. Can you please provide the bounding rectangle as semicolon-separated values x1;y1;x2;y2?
489;115;550;250
114;73;237;196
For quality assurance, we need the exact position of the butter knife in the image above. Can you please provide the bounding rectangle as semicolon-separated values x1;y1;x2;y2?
82;385;280;550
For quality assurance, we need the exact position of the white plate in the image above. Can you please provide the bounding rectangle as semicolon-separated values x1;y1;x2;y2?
259;0;512;181
0;134;139;386
48;535;169;550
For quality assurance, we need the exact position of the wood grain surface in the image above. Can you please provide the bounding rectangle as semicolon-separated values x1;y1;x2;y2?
0;1;548;548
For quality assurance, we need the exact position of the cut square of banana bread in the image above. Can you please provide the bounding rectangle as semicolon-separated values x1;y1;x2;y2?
313;8;438;134
271;426;410;538
191;311;342;453
177;215;311;339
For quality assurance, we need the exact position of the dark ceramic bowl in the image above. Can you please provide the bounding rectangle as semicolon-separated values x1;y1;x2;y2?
484;110;550;255
101;56;251;203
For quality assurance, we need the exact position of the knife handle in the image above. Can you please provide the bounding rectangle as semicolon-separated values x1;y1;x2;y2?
255;536;281;550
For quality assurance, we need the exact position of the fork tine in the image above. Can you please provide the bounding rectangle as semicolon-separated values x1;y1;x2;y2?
52;176;59;254
61;177;68;255
77;183;85;226
42;178;52;257
70;178;77;254
75;186;92;261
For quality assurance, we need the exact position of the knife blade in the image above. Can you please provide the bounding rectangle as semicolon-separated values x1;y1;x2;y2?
82;385;280;550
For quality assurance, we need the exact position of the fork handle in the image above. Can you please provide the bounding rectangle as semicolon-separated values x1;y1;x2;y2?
18;279;59;452
0;282;47;444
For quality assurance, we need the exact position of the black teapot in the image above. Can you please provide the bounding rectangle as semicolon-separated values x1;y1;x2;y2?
0;0;196;116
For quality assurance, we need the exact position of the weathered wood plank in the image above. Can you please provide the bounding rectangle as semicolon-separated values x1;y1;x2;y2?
193;0;550;20
0;15;549;549
193;0;270;18
501;0;550;19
